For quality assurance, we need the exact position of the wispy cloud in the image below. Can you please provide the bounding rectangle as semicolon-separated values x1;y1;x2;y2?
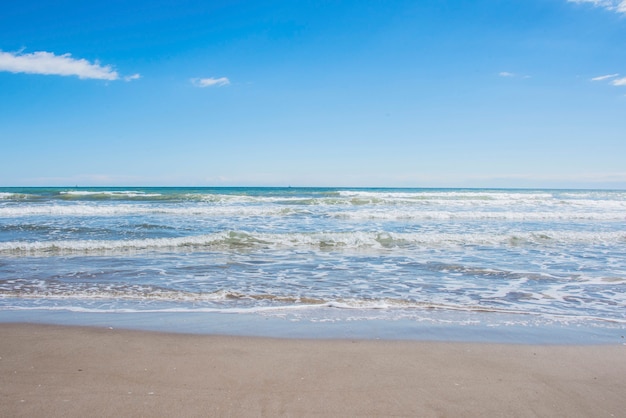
612;77;626;86
567;0;626;14
191;77;230;87
0;50;137;81
498;71;530;79
591;73;619;81
124;73;141;81
590;73;626;86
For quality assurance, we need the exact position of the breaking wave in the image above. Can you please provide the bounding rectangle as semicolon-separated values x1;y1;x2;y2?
1;230;624;255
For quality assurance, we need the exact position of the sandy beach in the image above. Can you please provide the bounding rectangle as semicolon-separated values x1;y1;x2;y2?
0;323;624;417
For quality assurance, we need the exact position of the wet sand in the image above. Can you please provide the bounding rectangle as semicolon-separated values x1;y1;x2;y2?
1;323;624;417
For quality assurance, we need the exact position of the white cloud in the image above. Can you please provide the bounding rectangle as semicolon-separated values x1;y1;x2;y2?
498;71;530;79
124;73;141;81
589;73;626;86
591;73;619;81
0;50;133;80
567;0;626;14
191;77;230;87
612;76;626;85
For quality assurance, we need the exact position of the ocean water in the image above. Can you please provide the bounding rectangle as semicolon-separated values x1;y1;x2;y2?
1;187;625;341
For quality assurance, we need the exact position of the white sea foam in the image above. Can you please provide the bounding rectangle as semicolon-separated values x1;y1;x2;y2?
60;190;163;198
331;209;626;221
1;202;624;221
339;190;555;200
3;299;624;325
0;204;298;217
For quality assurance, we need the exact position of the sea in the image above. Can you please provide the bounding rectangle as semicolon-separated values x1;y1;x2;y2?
1;187;625;343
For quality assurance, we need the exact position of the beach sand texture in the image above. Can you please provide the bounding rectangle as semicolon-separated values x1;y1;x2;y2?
1;323;624;417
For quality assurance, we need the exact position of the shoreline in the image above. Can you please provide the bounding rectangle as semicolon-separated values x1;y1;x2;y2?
1;323;625;417
2;309;625;345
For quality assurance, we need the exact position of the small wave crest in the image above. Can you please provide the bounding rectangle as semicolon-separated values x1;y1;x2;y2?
3;288;624;325
59;190;164;200
0;192;36;200
1;230;624;256
0;204;303;217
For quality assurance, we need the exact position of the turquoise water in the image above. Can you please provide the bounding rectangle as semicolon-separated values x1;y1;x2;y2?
1;187;625;341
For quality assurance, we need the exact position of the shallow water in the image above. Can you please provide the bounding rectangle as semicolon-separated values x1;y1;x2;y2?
1;187;625;341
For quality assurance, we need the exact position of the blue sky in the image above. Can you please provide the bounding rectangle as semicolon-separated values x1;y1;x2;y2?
1;0;625;188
